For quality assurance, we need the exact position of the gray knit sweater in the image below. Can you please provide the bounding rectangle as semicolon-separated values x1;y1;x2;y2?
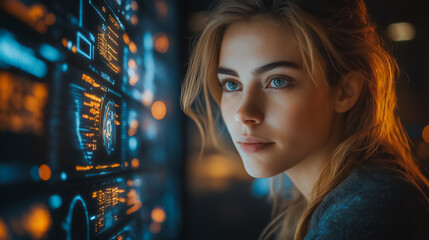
304;165;429;240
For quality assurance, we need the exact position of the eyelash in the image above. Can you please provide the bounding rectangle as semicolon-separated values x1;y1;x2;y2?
217;76;294;93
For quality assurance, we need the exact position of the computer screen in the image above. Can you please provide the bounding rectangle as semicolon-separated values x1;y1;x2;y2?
0;0;183;239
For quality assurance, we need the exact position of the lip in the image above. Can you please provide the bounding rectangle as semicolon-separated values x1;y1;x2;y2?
237;136;273;144
236;136;274;153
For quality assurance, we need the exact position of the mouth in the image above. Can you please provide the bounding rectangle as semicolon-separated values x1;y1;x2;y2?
237;142;274;153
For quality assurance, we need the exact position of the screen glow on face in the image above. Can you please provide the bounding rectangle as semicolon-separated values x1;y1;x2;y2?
218;17;335;179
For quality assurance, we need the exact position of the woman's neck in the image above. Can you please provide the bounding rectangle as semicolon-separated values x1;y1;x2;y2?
285;113;343;202
284;149;329;202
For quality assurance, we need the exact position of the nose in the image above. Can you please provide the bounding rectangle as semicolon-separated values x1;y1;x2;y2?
234;92;264;127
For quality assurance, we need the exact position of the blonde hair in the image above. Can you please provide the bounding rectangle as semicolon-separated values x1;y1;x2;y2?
180;0;429;239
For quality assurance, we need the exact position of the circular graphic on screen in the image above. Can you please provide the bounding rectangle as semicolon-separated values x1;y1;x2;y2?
66;195;89;240
102;100;117;155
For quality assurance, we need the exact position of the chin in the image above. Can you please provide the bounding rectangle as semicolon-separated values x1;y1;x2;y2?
243;163;277;178
242;156;293;178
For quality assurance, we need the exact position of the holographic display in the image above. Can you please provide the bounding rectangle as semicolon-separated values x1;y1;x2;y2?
0;0;183;239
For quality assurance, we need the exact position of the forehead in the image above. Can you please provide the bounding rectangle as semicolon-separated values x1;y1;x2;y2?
218;17;303;70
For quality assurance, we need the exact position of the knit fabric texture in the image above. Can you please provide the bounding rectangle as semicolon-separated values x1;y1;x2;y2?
304;165;429;240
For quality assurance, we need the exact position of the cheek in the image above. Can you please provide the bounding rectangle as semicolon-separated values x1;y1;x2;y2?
220;96;235;130
273;90;333;148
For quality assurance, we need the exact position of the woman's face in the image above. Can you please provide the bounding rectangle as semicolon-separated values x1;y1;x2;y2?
218;17;337;178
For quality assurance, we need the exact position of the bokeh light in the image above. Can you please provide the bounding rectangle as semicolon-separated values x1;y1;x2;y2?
38;164;51;181
151;101;166;120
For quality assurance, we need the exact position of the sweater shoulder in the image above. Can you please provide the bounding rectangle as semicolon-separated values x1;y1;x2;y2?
305;165;429;240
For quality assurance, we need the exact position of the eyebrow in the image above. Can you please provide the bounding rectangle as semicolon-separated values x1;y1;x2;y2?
217;60;300;77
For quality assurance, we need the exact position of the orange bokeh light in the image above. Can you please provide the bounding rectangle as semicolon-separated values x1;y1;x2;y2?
29;5;44;18
128;119;138;136
129;41;137;53
131;15;138;25
142;90;153;107
23;204;52;239
128;59;136;68
45;13;56;25
0;218;9;240
39;164;51;181
128;74;139;86
149;222;161;234
131;158;139;169
154;33;169;54
127;179;134;186
62;38;68;48
131;1;139;11
151;101;166;120
123;33;130;45
151;207;166;223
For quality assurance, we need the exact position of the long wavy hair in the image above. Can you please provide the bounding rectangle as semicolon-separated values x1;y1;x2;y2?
180;0;429;239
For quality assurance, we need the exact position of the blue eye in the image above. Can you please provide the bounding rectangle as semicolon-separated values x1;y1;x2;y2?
219;79;241;92
218;76;293;93
226;81;240;91
269;77;291;88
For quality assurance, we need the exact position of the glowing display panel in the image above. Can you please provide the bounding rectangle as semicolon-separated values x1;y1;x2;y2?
0;0;183;239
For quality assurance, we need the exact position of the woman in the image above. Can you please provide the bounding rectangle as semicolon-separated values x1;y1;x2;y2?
180;0;429;239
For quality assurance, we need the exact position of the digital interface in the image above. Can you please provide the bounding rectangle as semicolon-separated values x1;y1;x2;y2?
0;0;183;239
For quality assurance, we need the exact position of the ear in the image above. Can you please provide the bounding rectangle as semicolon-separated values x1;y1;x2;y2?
334;71;364;113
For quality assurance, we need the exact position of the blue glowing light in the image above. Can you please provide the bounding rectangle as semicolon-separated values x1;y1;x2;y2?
0;30;47;78
49;194;62;209
129;137;138;151
77;32;92;59
250;178;271;198
62;63;68;72
251;174;294;198
143;230;154;240
65;195;89;240
60;172;67;180
70;17;79;26
143;32;153;50
0;164;29;184
89;0;106;21
143;32;156;99
75;99;85;156
39;43;63;61
127;68;135;77
79;0;83;27
71;83;98;161
128;110;137;125
132;89;141;101
90;215;96;221
146;123;157;140
30;165;40;181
